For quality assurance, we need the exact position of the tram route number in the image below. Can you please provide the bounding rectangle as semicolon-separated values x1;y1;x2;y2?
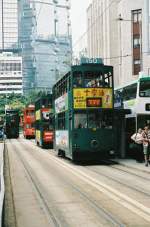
80;57;103;64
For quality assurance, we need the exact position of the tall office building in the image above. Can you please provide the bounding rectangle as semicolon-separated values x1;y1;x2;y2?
0;0;18;51
18;0;72;94
0;52;23;94
0;0;22;96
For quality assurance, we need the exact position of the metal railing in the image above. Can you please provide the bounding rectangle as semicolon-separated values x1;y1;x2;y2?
0;142;4;227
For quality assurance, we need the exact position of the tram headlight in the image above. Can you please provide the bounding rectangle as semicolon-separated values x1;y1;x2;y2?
109;150;115;155
91;139;99;149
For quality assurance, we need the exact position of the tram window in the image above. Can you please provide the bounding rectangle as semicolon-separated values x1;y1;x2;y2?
26;124;31;129
88;113;100;128
104;68;113;87
73;72;82;87
87;112;112;129
58;112;66;129
74;113;87;129
84;71;103;88
101;113;113;129
43;123;50;131
139;80;150;97
26;110;34;116
104;76;109;87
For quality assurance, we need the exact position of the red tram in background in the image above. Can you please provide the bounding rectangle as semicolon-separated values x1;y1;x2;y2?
23;104;35;139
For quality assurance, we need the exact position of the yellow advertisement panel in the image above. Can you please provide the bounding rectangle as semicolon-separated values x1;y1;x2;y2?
36;130;41;142
73;88;113;109
36;110;41;120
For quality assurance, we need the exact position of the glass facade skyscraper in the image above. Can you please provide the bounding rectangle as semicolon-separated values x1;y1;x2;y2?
0;0;18;51
18;0;72;94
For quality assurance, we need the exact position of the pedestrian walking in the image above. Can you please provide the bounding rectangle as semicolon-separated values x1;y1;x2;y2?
131;128;144;162
142;126;150;167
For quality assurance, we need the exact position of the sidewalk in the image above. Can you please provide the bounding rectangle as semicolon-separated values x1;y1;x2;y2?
114;158;150;173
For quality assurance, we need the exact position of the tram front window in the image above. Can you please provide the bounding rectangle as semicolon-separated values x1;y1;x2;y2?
88;112;112;129
84;71;103;88
73;72;82;87
88;113;100;128
74;112;113;129
139;80;150;97
74;113;87;128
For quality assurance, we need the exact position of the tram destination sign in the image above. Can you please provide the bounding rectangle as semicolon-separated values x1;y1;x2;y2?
86;98;102;107
80;57;103;64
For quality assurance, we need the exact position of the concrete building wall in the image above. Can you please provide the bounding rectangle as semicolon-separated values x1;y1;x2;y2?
0;53;23;94
87;0;120;86
87;0;150;88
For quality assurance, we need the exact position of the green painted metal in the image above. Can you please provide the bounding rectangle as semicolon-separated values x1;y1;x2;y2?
53;63;115;161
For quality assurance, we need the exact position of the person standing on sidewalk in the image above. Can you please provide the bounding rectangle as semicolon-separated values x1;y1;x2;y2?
142;126;150;167
131;128;144;162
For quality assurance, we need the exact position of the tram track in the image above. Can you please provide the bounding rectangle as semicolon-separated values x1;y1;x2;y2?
23;139;150;198
20;139;150;223
17;139;125;227
104;159;150;176
85;165;150;198
8;140;66;227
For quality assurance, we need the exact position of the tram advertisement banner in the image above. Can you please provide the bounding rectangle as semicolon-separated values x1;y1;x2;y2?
55;130;69;149
36;110;41;120
73;88;113;109
55;93;68;114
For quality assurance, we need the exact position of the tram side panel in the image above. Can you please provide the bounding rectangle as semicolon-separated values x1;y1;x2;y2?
35;96;53;148
23;105;35;139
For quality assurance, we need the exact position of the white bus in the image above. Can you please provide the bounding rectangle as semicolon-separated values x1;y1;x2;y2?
114;74;150;135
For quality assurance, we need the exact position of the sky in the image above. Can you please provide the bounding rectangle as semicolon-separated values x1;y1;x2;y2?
71;0;92;47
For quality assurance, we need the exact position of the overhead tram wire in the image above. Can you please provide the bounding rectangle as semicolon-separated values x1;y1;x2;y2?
103;50;150;60
72;0;123;50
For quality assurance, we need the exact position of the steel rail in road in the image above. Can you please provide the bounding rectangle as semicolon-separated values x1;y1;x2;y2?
84;165;150;198
28;143;150;222
101;159;150;176
21;139;150;223
8;141;64;227
102;161;150;181
16;140;125;227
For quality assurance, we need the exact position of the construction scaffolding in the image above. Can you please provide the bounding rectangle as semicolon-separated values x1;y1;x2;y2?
18;0;72;94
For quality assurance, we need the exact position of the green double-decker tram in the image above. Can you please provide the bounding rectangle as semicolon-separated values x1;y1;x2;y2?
53;58;115;161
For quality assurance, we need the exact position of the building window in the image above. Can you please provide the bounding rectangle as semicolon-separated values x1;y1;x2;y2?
133;59;141;75
133;36;140;48
132;9;142;75
134;60;141;65
132;9;142;23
